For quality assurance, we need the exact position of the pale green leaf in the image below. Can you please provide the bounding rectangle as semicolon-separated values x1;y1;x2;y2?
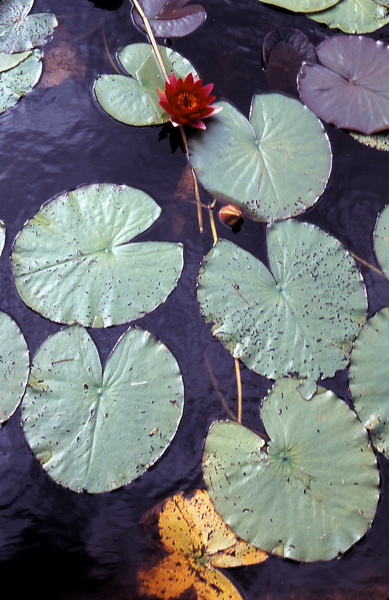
0;48;41;113
0;0;57;53
11;183;183;327
94;43;196;126
197;220;366;394
188;94;332;222
203;378;379;562
22;325;184;493
350;308;389;455
256;0;341;12
0;311;29;423
374;204;389;276
0;50;31;72
309;0;389;34
0;220;5;254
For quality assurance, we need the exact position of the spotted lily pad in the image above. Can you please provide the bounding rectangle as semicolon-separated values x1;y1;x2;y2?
298;35;389;135
22;325;184;493
0;311;29;423
94;43;196;126
349;130;389;151
197;220;366;397
132;0;206;39
0;48;41;113
256;0;341;11
349;308;389;456
11;183;183;327
374;204;389;276
309;0;389;34
138;489;267;599
203;378;379;562
188;93;332;222
0;0;57;53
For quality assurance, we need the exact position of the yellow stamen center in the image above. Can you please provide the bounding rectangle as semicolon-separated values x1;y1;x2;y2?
176;92;198;110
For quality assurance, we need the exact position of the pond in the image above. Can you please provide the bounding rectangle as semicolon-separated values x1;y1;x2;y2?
1;0;389;598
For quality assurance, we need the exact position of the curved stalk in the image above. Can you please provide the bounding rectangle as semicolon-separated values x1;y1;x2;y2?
131;0;205;234
131;0;169;82
235;358;242;425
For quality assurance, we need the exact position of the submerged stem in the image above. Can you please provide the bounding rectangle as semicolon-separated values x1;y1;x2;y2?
208;199;218;245
349;251;386;277
235;358;242;424
192;168;203;233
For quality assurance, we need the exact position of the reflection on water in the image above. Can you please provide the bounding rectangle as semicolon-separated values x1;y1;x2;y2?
0;0;389;598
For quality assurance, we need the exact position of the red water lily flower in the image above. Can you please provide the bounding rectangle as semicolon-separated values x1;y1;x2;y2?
158;72;222;130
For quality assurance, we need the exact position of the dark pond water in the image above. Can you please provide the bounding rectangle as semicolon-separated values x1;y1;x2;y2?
1;0;389;598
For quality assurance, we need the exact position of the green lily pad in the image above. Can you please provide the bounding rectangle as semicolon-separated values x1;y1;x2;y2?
0;49;31;71
256;0;341;12
188;94;332;222
0;0;57;53
0;48;41;113
22;325;184;493
309;0;389;34
0;311;29;424
11;183;183;327
0;220;5;254
197;220;367;396
349;308;389;456
203;378;379;562
94;43;196;126
374;204;389;276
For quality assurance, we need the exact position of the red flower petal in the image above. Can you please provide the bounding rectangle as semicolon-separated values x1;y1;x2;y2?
158;72;223;129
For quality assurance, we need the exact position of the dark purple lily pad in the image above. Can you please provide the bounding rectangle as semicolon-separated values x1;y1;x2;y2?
297;35;389;135
264;42;316;95
132;0;206;38
263;28;318;69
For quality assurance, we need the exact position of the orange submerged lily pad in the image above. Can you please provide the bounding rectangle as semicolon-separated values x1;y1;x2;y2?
138;489;268;599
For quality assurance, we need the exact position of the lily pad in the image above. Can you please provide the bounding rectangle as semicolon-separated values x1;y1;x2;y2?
349;308;389;456
0;0;57;53
262;30;318;95
138;489;267;599
132;0;206;38
22;325;184;493
298;35;389;135
349;129;389;152
256;0;341;12
203;378;379;562
262;28;318;69
0;311;29;424
0;49;31;71
0;49;42;113
309;0;389;34
94;43;196;126
188;93;332;222
0;220;5;254
374;204;389;276
11;183;183;327
197;220;367;396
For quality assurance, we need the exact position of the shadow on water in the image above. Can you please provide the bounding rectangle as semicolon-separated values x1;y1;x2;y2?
0;0;389;598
